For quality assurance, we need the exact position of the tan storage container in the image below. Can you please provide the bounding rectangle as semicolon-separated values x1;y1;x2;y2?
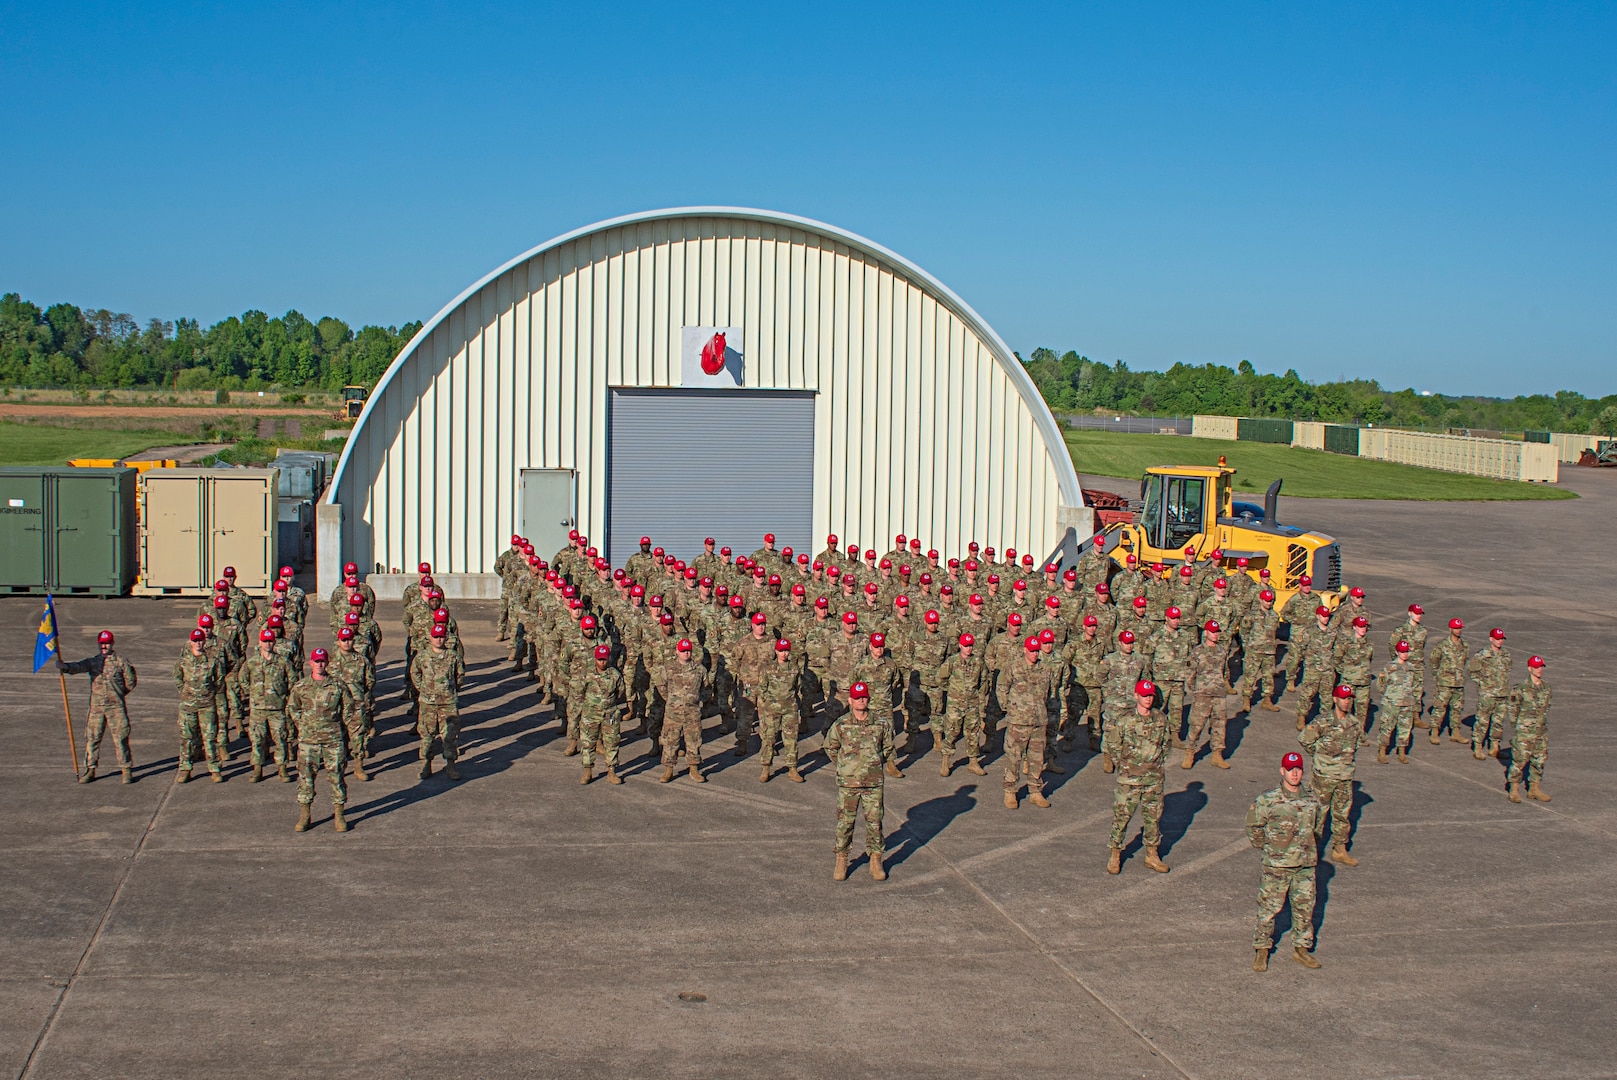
1291;421;1326;450
1191;414;1239;440
134;468;280;596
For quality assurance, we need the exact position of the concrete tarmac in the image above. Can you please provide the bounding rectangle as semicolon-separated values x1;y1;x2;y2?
3;469;1614;1078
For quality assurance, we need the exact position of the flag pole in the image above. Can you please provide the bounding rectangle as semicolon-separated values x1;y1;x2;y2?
59;665;79;776
46;596;79;776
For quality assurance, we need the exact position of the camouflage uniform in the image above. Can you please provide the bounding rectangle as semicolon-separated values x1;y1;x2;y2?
907;627;950;739
1430;633;1468;741
934;648;989;767
173;649;226;778
1239;604;1283;705
1109;704;1170;849
1286;621;1336;729
1064;633;1109;749
1100;649;1151;764
1300;706;1366;853
1373;658;1418;757
1332;633;1375;729
850;649;905;763
411;645;465;772
239;649;295;774
288;674;349;808
1150;624;1194;745
1001;657;1057;799
756;657;803;771
62;650;137;774
330;646;376;766
1467;644;1512;755
1506;677;1551;792
1185;637;1233;759
658;657;710;771
1246;783;1325;952
824;706;892;857
1387;618;1428;718
577;660;627;771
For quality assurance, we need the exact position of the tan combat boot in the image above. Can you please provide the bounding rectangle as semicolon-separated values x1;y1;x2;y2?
1377;748;1389;764
121;767;133;785
1180;748;1195;770
1211;753;1229;769
787;767;804;783
1101;753;1115;774
1473;746;1486;760
279;763;293;782
333;806;348;833
759;766;771;784
1029;790;1051;808
445;761;461;781
353;761;369;782
580;767;592;785
251;764;264;782
79;767;95;784
1507;782;1522;803
1528;782;1552;802
1261;701;1281;712
211;771;225;783
885;761;904;778
1330;846;1359;867
1396;749;1409;763
1296;717;1306;731
175;769;190;784
1004;791;1018;810
1045;758;1067;775
833;853;848;881
1106;847;1122;875
870;852;886;881
688;765;706;783
1430;732;1440;745
939;757;952;777
1253;949;1268;972
563;738;579;757
606;767;622;785
1293;946;1322;969
661;765;676;783
294;804;311;833
419;760;433;780
966;759;987;775
1143;847;1170;873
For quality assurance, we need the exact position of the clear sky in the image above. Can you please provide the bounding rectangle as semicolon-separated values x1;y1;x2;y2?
2;2;1611;397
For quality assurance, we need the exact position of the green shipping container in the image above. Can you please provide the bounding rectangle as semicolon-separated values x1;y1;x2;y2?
0;468;138;595
1324;424;1361;455
1236;417;1295;444
1524;430;1551;444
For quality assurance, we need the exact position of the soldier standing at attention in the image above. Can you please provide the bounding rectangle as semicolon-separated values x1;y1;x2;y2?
1151;607;1194;749
60;630;137;784
289;648;351;833
1286;606;1336;732
1001;636;1056;810
494;536;524;641
1099;629;1150;774
1182;620;1233;770
934;632;989;776
578;643;626;785
412;625;465;781
1107;679;1171;875
1389;603;1428;724
1467;628;1512;759
1506;655;1552;803
1430;618;1469;744
1239;589;1284;712
174;629;226;784
824;682;893;882
1332;615;1375;730
1064;615;1108;754
1246;752;1326;971
756;639;805;782
238;628;295;783
1373;641;1419;763
850;631;905;775
332;627;376;781
658;639;711;783
1300;685;1367;867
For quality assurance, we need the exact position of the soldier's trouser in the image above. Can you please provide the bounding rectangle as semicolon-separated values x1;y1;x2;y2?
660;707;702;768
1002;723;1046;793
1311;775;1354;851
1474;694;1508;750
758;706;799;767
1078;684;1103;747
417;702;459;765
84;703;132;770
580;714;621;769
646;687;667;743
1188;691;1228;753
1158;680;1186;742
1294;669;1331;726
1100;698;1128;759
1109;776;1163;848
630;660;650;722
249;708;290;767
1506;733;1546;787
1375;700;1414;752
296;739;346;807
714;670;736;722
497;594;511;637
344;707;373;763
178;706;221;775
1254;866;1316;950
733;695;758;749
1240;649;1279;701
403;639;417;701
1347;683;1370;730
1431;684;1465;736
804;669;826;722
907;684;934;737
835;785;885;855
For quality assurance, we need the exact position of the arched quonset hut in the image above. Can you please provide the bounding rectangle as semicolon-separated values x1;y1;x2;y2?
320;208;1088;598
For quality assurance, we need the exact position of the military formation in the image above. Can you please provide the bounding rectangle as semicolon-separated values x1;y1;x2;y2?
57;524;1558;970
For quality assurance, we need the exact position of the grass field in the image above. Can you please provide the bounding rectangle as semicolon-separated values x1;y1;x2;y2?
1065;430;1577;501
0;420;192;465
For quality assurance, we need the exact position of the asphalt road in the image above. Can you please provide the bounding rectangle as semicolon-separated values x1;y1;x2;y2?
3;469;1613;1079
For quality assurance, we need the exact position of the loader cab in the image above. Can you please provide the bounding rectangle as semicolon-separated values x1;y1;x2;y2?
342;385;369;419
1137;466;1231;554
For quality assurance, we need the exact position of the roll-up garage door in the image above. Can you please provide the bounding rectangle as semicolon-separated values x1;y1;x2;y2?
608;389;815;566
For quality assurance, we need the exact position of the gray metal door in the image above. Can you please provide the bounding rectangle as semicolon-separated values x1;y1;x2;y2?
608;389;815;566
520;469;576;563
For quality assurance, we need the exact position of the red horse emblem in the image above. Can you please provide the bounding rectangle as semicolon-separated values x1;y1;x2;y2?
700;332;727;376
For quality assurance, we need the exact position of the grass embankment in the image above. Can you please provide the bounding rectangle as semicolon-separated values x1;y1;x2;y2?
0;421;193;465
1065;431;1576;501
214;436;346;466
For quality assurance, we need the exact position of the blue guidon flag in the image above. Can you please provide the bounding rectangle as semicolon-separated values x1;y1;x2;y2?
33;596;59;673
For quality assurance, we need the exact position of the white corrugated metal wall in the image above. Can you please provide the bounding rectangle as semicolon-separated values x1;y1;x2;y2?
328;209;1082;575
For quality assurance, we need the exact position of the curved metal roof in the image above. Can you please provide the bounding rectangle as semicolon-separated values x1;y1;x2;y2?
327;206;1080;508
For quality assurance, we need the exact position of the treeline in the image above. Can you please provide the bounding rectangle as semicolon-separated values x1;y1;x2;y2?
1021;348;1617;436
0;293;421;391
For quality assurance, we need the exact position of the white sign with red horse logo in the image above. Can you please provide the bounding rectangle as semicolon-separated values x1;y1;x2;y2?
680;326;743;387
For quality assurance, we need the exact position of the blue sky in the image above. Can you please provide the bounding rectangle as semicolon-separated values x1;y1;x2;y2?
2;2;1611;397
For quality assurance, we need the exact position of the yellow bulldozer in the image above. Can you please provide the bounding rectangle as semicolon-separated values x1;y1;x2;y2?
1089;458;1344;612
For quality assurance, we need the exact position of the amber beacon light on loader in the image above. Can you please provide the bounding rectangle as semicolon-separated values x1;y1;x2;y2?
1085;456;1344;612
